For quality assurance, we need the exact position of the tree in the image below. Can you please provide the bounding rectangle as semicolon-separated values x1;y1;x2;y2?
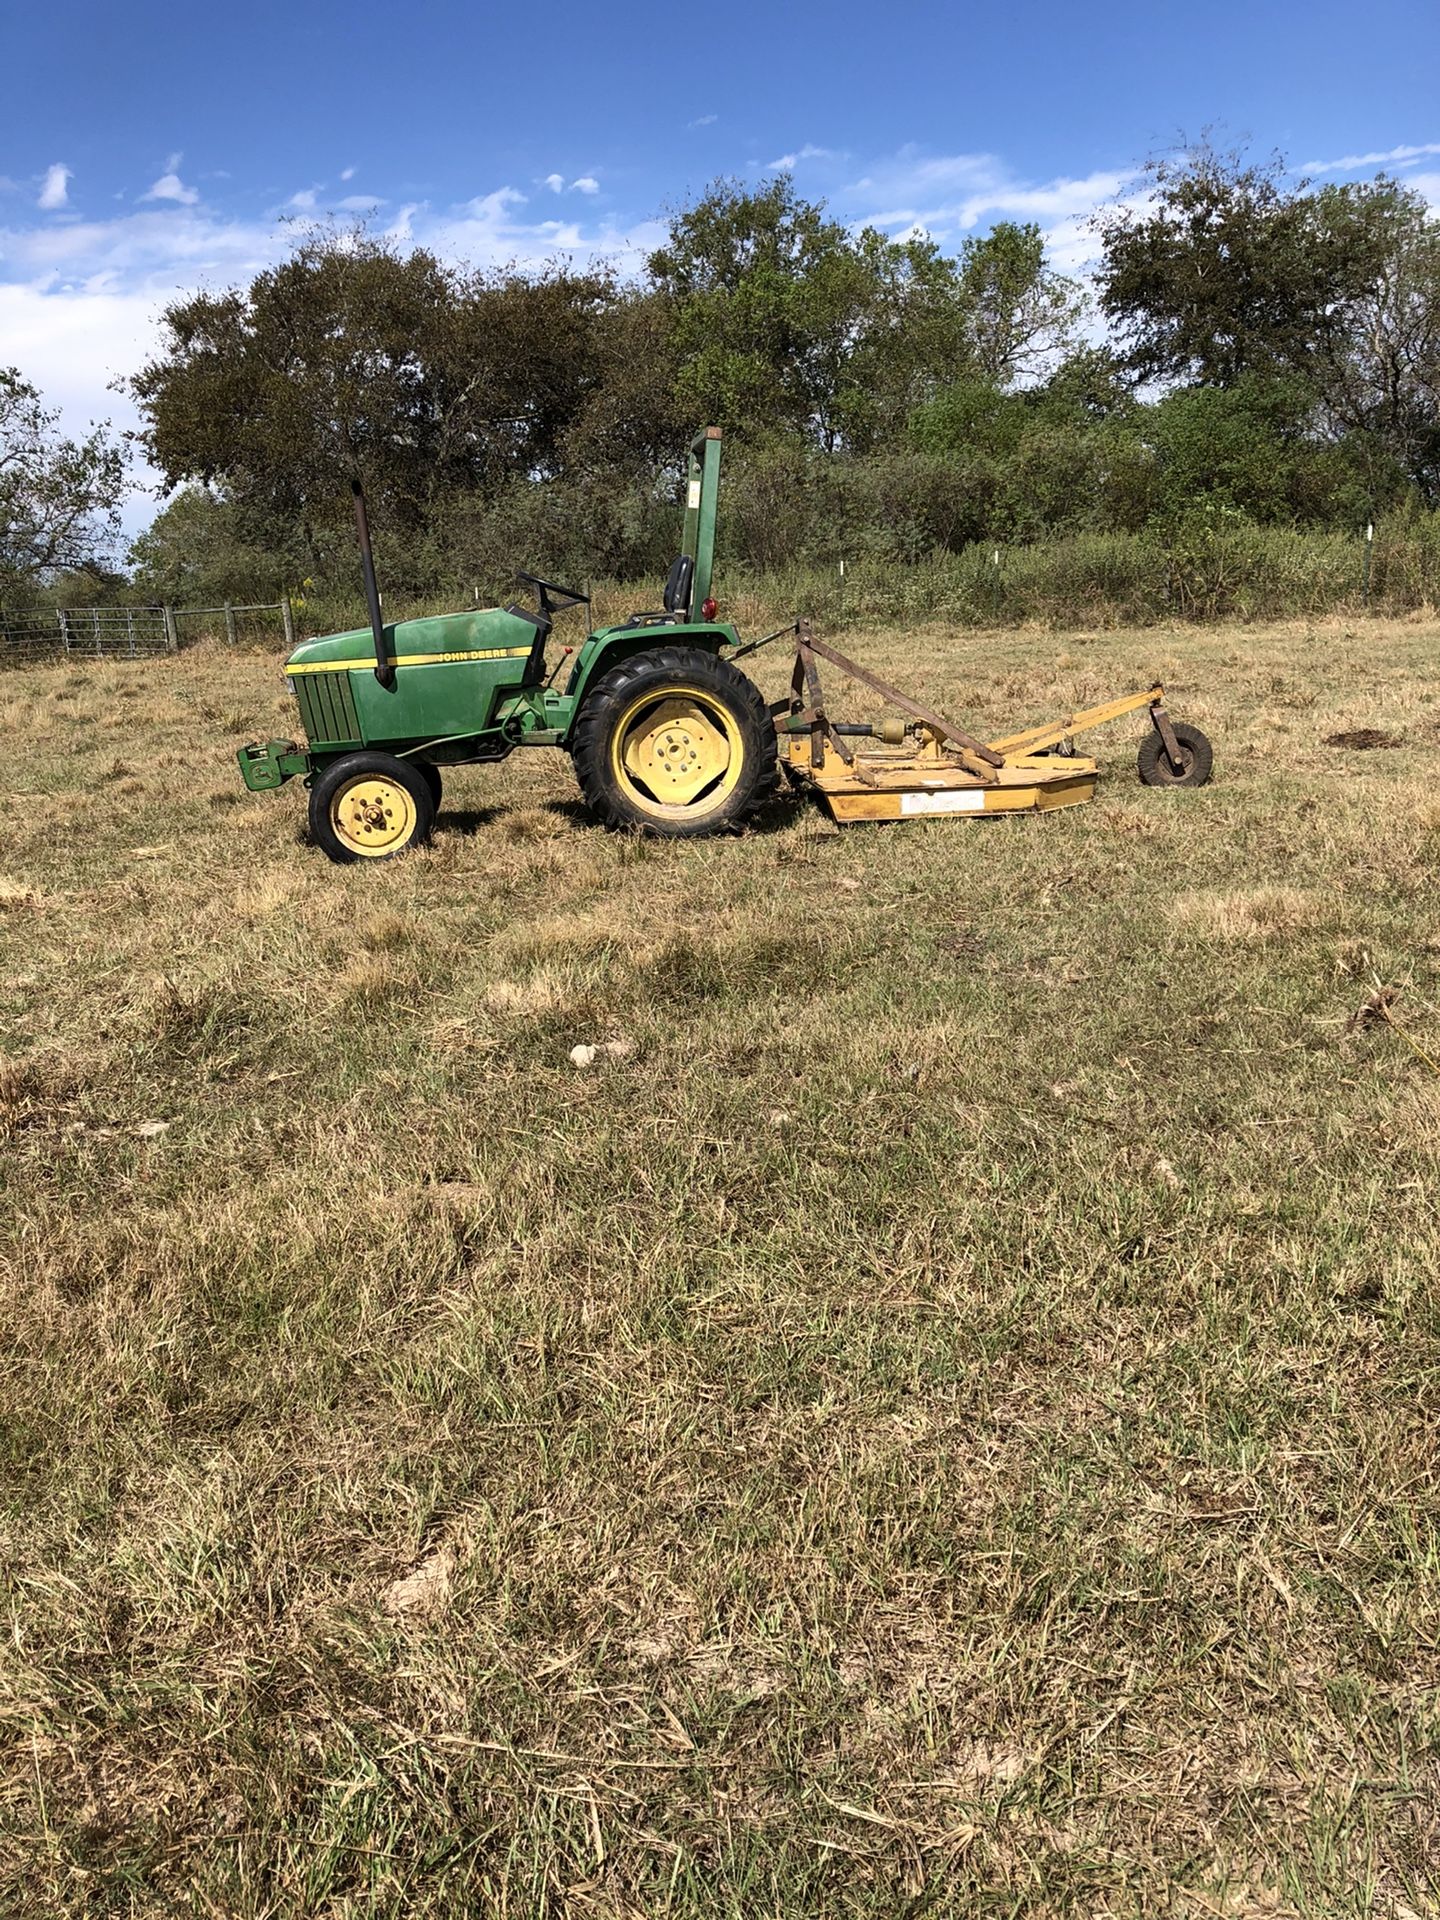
128;486;306;604
836;229;977;451
0;370;126;588
563;289;689;475
1093;143;1383;388
647;178;881;449
1141;376;1367;526
131;232;615;586
954;222;1085;386
1306;180;1440;503
647;185;1077;456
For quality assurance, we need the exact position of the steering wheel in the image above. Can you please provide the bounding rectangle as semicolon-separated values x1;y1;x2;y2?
516;570;589;619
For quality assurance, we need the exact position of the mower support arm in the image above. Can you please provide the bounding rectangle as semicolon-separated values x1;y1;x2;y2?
799;626;1005;773
987;686;1166;757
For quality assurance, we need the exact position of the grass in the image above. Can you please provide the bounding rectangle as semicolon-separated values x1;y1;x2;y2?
2;613;1440;1916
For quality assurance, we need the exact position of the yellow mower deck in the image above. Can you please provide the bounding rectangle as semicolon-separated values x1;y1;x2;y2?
777;623;1180;825
791;744;1099;821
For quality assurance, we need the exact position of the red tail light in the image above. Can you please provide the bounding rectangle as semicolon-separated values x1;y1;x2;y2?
702;596;717;621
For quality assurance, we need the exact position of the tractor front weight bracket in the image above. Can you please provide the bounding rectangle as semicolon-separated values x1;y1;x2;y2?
238;739;312;792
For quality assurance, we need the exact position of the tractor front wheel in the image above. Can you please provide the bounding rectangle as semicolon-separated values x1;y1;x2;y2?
308;752;436;864
572;647;778;836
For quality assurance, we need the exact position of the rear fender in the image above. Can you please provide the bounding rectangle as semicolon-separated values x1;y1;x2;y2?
559;624;738;742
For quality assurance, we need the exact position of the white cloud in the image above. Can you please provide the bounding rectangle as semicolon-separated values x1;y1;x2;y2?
424;187;662;276
1302;141;1440;175
386;202;423;243
849;147;1133;228
543;172;565;192
281;185;384;216
767;143;841;172
38;163;70;211
0;279;168;536
340;165;356;181
142;156;200;206
571;176;599;194
689;113;718;128
0;206;280;289
842;145;1137;278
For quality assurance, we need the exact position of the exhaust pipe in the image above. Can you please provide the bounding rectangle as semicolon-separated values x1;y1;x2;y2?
351;478;394;689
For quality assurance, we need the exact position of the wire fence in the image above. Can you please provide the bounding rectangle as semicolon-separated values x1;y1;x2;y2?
0;599;296;665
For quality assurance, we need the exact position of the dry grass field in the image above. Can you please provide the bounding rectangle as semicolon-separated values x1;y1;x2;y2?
3;615;1440;1916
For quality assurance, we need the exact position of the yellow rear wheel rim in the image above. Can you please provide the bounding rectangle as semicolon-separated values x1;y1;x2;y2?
611;685;744;819
330;775;417;857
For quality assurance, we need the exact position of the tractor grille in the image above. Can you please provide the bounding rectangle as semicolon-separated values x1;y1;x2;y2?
293;671;361;747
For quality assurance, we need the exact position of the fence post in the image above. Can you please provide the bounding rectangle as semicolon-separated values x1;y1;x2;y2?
224;602;237;646
163;605;178;652
59;609;71;655
280;594;295;648
1363;522;1374;611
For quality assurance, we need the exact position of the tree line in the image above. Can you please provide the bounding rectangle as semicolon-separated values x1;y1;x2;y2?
5;144;1440;609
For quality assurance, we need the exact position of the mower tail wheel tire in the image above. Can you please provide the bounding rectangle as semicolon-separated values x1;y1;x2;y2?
1138;721;1213;789
572;645;778;837
309;752;436;864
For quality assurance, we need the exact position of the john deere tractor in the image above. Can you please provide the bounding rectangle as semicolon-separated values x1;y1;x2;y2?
237;430;779;862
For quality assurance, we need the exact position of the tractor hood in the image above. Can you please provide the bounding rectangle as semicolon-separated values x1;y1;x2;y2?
286;605;538;674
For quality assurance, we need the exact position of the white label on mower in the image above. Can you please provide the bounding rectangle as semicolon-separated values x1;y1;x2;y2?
900;789;986;815
687;480;702;510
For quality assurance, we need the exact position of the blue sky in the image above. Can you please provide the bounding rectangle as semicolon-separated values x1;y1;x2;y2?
4;0;1439;530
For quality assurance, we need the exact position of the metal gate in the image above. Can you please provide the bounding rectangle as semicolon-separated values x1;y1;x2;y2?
0;606;173;661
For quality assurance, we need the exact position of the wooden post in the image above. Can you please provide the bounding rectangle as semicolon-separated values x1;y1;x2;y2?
126;607;137;658
280;594;295;648
59;609;71;656
92;609;102;658
163;605;178;652
224;602;237;646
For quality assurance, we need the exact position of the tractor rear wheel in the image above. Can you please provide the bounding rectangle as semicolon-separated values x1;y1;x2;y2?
572;646;778;836
1137;721;1213;788
415;760;443;808
309;752;436;864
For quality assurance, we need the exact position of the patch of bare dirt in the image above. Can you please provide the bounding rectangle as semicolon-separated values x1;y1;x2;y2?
1324;727;1403;749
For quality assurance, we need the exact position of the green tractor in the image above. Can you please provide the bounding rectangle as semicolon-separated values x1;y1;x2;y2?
238;429;779;862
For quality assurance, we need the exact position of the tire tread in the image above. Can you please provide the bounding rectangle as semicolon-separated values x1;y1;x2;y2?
572;646;778;836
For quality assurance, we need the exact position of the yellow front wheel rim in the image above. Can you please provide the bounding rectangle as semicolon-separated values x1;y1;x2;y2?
330;775;418;857
611;685;744;818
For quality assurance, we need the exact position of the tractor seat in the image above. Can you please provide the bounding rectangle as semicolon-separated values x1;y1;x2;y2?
626;553;694;627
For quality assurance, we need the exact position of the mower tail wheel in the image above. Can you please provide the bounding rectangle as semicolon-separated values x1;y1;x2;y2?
572;645;779;837
309;751;436;863
1138;721;1213;789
